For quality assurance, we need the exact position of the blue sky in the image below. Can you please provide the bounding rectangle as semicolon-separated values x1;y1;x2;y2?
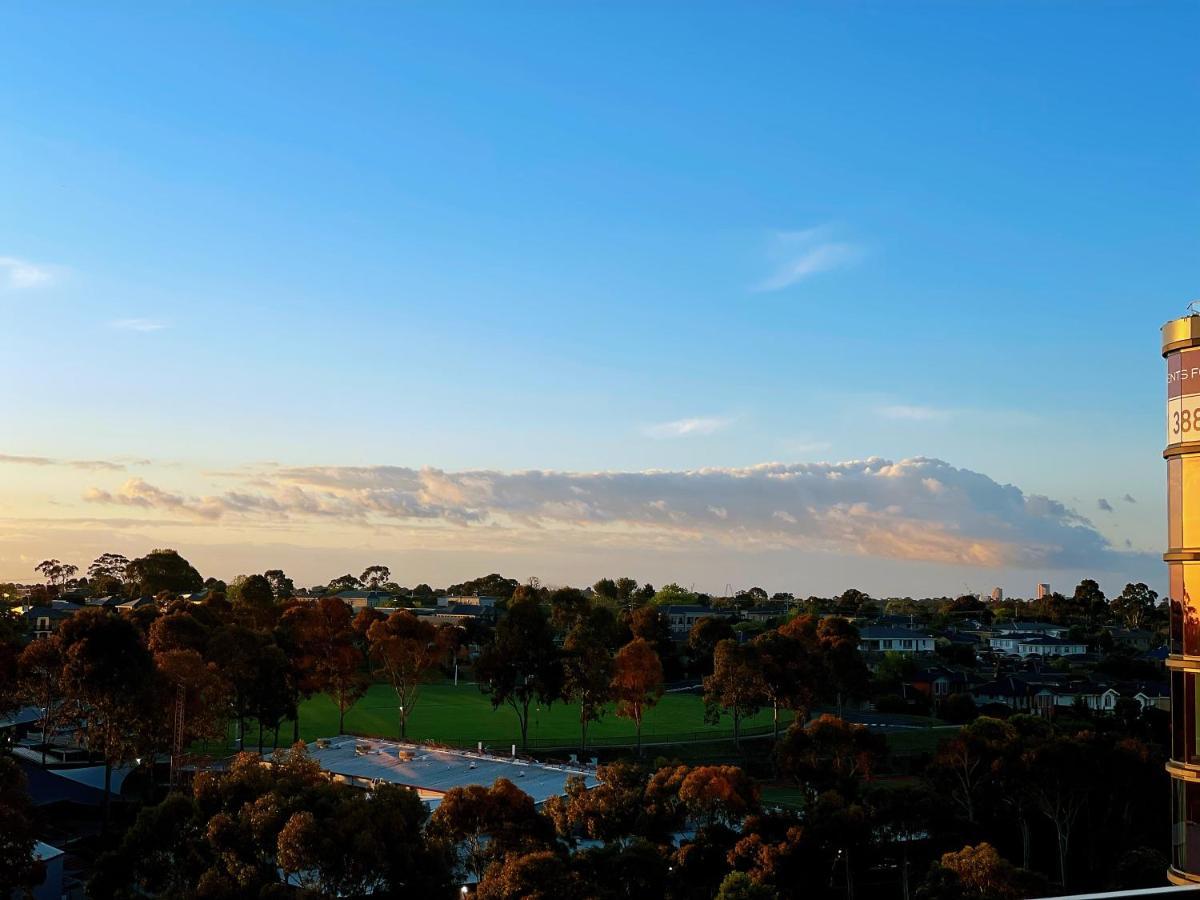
0;3;1196;595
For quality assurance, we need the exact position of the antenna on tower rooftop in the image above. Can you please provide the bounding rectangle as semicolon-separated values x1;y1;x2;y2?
1188;300;1200;316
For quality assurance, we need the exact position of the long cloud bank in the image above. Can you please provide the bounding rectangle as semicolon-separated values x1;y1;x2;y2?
77;457;1138;572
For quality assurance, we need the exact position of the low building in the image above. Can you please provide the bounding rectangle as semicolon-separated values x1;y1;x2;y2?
333;589;394;609
411;604;493;627
906;666;970;699
438;595;498;609
663;605;718;638
18;604;79;640
742;603;790;623
30;841;65;900
994;621;1068;638
857;625;936;654
302;736;599;807
1016;636;1088;657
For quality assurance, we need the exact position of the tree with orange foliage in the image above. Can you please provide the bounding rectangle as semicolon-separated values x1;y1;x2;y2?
677;764;760;828
302;597;368;734
917;843;1026;900
367;610;440;739
610;638;663;756
774;714;886;802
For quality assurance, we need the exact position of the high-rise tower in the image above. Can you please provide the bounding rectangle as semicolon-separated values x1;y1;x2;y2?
1164;313;1200;883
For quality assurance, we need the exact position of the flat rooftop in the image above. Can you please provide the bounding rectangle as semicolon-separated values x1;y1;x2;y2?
303;736;600;806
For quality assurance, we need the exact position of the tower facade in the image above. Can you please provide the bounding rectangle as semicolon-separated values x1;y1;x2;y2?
1164;314;1200;883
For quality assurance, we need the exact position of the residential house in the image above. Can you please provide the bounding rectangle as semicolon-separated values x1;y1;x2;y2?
334;589;393;609
857;625;936;654
1016;636;1088;657
663;605;720;639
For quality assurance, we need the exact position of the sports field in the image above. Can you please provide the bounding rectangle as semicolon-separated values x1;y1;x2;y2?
270;682;788;749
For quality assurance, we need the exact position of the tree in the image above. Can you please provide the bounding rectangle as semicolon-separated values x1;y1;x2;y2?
360;565;391;589
58;609;157;826
652;583;697;605
263;569;295;600
476;595;563;749
125;549;203;596
208;624;293;750
629;605;674;662
687;615;736;677
87;552;130;594
549;586;589;633
611;638;663;755
277;781;452;896
245;642;296;752
1025;733;1098;888
752;628;818;738
616;577;639;604
592;578;619;604
367;610;440;739
276;603;327;743
816;616;869;717
0;757;43;897
775;714;886;802
446;573;521;600
677;765;760;827
925;716;1015;825
35;558;77;589
868;785;937;900
327;573;362;593
307;598;369;734
715;872;779;900
835;588;871;616
703;640;766;748
1110;582;1158;630
429;778;554;882
1073;578;1108;627
918;843;1026;900
545;761;658;846
229;573;276;625
561;618;613;751
17;636;64;764
154;648;231;775
477;849;586;900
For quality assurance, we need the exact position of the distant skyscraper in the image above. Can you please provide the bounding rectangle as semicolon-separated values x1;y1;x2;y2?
1035;583;1050;600
990;587;1003;602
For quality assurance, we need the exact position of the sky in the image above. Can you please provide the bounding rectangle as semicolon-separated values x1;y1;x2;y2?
1;2;1197;597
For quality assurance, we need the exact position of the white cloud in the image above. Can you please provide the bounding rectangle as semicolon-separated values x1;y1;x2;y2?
111;318;168;332
0;453;125;472
754;227;863;292
644;416;733;439
876;404;951;422
81;456;1140;571
0;256;54;290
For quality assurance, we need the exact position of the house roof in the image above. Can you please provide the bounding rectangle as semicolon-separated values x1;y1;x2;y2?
859;625;935;640
1016;636;1085;647
662;605;715;615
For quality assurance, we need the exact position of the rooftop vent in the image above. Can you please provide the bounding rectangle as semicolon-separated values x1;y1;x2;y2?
315;738;331;750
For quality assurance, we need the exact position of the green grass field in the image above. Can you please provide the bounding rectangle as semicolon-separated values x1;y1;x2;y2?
235;682;790;750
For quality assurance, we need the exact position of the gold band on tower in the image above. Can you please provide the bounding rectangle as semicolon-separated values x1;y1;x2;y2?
1164;314;1200;883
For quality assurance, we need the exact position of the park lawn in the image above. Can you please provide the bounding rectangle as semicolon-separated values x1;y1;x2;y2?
760;785;805;810
276;682;789;747
884;725;958;755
